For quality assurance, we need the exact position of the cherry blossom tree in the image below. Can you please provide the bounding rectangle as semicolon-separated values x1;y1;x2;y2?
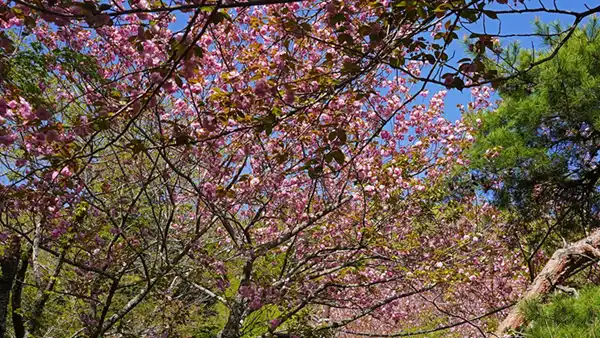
0;0;597;337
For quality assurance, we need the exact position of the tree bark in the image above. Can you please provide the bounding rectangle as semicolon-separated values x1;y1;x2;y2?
496;229;600;337
12;248;31;338
0;235;21;338
220;259;254;338
220;300;246;338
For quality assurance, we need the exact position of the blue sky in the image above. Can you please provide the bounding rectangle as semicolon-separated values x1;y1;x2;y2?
166;0;594;121
442;0;596;121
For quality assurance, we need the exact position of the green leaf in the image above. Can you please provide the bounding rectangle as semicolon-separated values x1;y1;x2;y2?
330;13;346;25
174;75;183;88
337;129;347;143
483;10;498;20
338;33;353;45
261;113;276;135
211;11;232;25
452;77;465;91
194;45;204;58
300;22;312;33
126;139;146;154
423;53;436;64
342;61;361;75
358;25;371;36
0;36;15;53
389;56;405;69
330;149;345;165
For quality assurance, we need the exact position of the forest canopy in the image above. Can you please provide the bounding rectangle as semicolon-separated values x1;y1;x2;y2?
1;0;600;337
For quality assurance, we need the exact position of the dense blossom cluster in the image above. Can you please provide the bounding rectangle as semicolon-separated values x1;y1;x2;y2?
0;0;529;336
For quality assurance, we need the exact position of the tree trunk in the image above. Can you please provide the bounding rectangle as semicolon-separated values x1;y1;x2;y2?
496;229;600;336
0;235;21;338
220;300;246;338
220;259;254;338
12;248;31;338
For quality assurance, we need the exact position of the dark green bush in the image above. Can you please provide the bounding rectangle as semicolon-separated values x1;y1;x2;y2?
521;286;600;338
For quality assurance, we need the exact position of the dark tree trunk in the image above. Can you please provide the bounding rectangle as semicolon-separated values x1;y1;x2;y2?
220;259;254;338
0;235;21;338
12;248;30;338
220;301;246;338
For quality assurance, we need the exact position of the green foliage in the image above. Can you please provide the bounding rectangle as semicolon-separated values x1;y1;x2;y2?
469;20;600;235
521;286;600;338
2;37;103;109
3;40;49;100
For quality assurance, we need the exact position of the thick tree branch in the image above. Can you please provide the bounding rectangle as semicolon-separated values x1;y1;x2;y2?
496;229;600;336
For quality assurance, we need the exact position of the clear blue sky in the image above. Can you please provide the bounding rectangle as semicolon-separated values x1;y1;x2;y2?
442;0;595;121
